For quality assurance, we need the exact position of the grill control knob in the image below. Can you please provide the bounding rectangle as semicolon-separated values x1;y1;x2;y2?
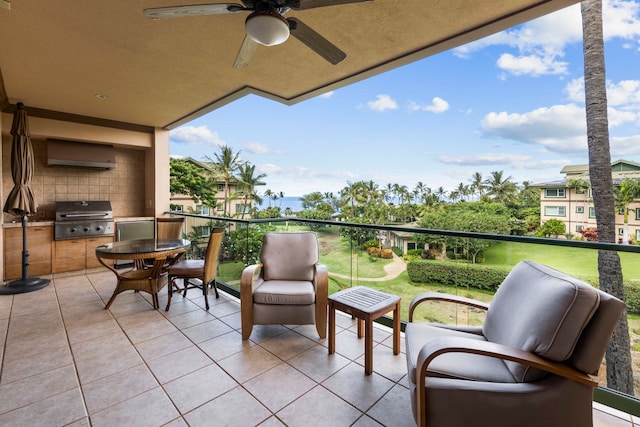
95;225;104;232
84;227;90;232
70;227;78;234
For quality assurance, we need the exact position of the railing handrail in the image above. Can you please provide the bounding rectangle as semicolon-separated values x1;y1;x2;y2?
167;211;640;254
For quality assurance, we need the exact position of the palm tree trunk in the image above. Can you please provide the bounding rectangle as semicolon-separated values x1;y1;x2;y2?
582;0;634;395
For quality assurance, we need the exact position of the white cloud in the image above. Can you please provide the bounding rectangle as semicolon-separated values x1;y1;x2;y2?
496;53;568;76
454;5;582;59
480;104;587;153
365;94;398;112
454;0;640;77
481;102;638;154
607;80;640;109
603;0;640;41
438;153;530;166
408;97;450;113
611;135;640;156
169;125;224;147
245;142;271;154
566;77;640;110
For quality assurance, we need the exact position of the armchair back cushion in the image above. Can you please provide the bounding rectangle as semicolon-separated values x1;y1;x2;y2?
260;232;319;282
482;260;600;382
570;289;625;374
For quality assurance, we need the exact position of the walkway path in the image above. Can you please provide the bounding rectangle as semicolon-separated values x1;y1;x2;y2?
328;253;407;282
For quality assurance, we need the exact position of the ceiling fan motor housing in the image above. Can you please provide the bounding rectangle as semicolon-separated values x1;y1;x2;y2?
245;10;291;46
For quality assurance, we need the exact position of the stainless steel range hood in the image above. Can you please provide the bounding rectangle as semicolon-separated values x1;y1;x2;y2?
47;139;116;169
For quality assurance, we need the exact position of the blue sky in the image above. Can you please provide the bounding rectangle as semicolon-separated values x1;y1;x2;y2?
169;0;640;197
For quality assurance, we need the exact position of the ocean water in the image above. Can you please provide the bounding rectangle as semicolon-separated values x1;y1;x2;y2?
258;196;303;212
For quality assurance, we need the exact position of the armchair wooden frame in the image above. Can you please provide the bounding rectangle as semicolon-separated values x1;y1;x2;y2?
240;263;328;340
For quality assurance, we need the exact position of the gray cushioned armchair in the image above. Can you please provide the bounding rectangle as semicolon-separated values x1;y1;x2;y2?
405;260;625;427
240;232;328;340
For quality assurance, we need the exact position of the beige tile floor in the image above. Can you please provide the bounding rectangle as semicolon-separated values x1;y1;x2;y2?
0;269;637;426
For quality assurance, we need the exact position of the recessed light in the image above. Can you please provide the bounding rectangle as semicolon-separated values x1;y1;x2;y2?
95;94;108;100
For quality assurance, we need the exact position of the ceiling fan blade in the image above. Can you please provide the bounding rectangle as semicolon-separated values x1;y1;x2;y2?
233;35;258;68
287;18;346;65
143;3;247;19
290;0;373;11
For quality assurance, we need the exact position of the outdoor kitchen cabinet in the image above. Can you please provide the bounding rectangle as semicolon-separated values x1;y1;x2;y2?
54;236;114;273
3;225;53;280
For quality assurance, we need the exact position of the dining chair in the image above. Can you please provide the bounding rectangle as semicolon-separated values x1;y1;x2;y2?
156;217;184;239
166;227;224;311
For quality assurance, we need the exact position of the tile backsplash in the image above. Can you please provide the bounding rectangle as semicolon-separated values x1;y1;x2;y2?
2;138;146;222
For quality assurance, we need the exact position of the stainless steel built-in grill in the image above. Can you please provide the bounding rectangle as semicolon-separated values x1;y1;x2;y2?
54;201;115;240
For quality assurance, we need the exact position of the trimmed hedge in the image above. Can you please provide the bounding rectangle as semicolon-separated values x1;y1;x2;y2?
407;260;510;292
625;281;640;314
408;260;640;314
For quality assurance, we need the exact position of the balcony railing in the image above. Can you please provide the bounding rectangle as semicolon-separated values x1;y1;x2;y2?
167;211;640;416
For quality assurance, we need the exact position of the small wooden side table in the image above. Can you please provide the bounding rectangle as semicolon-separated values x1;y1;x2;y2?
328;286;401;375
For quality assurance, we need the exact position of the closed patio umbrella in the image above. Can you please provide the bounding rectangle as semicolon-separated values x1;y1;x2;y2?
0;102;50;294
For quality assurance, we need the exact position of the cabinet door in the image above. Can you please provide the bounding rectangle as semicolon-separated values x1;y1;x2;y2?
86;236;114;268
4;226;53;280
55;239;86;272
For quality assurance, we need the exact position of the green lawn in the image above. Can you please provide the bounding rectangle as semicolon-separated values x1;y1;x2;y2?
483;241;640;282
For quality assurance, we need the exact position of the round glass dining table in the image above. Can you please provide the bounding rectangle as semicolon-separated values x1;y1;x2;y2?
95;238;190;310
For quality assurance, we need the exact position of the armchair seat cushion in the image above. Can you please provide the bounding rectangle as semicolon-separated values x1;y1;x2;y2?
253;280;316;305
405;323;516;384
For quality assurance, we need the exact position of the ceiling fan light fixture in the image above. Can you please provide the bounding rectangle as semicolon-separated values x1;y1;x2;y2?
245;10;290;46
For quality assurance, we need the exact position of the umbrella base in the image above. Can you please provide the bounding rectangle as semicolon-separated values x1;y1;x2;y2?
0;277;50;295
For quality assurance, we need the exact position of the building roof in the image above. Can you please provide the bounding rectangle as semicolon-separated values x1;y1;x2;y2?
532;160;640;188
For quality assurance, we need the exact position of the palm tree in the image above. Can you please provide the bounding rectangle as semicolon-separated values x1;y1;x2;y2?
582;0;633;394
414;181;431;205
340;181;363;218
263;189;274;208
614;179;640;244
236;163;266;219
469;172;484;200
206;145;244;217
483;171;517;205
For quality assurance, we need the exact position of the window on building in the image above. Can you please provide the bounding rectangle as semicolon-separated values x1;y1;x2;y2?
618;208;625;215
170;204;183;212
576;225;584;232
217;184;224;191
545;188;566;198
216;204;223;212
576;206;584;214
193;226;211;238
636;208;640;221
575;188;586;194
235;204;250;214
637;230;640;241
195;205;211;215
544;206;566;216
589;207;596;218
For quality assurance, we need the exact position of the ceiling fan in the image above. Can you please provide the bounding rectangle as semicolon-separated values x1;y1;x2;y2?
144;0;373;68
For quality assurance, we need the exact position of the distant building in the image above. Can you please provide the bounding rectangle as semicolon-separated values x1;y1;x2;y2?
169;158;265;233
532;159;640;242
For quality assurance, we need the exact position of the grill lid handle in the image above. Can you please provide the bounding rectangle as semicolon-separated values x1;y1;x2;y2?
60;213;109;218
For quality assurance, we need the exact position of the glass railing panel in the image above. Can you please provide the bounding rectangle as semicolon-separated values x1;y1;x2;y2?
166;212;640;411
